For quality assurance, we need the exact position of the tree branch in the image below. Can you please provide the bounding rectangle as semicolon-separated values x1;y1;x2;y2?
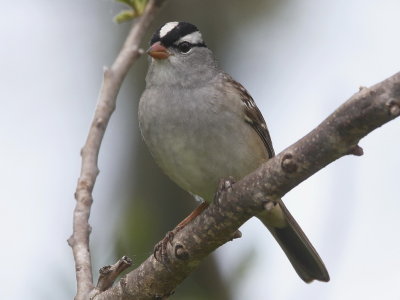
90;256;133;299
68;1;167;299
93;72;400;299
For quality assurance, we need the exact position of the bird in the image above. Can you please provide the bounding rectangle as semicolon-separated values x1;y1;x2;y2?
138;21;329;283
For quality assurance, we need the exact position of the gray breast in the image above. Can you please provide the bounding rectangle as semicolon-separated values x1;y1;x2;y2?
138;77;268;202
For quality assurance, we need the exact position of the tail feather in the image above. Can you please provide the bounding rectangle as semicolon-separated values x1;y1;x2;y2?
257;200;329;283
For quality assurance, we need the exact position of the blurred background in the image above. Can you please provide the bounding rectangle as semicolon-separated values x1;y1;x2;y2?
1;0;399;299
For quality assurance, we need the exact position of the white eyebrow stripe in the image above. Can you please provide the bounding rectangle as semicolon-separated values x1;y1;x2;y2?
177;31;203;44
159;22;179;38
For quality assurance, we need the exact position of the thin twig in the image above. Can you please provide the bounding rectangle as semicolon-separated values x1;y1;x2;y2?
93;72;400;299
90;256;133;299
68;1;167;299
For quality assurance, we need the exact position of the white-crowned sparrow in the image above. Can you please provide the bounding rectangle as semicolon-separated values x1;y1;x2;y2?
138;21;329;283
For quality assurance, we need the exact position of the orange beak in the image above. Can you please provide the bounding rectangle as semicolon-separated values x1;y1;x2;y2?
147;42;170;60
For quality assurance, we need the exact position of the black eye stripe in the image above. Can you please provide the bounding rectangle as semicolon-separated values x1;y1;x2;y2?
171;42;206;51
150;22;207;48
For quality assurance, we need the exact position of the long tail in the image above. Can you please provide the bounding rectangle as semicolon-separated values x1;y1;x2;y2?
257;200;330;283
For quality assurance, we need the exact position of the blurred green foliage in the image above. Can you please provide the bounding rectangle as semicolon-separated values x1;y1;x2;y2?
114;0;148;23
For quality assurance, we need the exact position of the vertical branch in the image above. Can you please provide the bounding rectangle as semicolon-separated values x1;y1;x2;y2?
68;1;167;299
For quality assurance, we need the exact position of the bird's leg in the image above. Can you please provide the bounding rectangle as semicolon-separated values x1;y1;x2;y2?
175;201;210;231
154;202;209;265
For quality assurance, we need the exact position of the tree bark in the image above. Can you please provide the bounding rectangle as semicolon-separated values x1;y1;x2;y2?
92;74;400;299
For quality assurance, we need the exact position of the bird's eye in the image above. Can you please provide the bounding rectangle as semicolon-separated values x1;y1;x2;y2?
177;41;192;53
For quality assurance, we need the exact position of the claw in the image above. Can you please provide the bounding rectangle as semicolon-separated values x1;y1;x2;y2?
153;202;209;268
153;230;175;267
213;177;236;206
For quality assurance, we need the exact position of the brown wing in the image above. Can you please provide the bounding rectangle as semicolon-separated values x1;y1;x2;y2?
227;76;275;158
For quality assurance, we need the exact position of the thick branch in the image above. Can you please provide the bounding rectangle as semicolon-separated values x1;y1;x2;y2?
94;72;400;299
68;1;166;299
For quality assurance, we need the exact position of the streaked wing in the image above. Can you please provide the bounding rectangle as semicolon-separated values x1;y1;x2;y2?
226;75;275;158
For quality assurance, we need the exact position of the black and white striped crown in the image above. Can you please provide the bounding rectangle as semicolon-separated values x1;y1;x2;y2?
150;21;207;48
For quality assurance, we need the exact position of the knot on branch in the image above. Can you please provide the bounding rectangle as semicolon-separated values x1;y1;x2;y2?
95;118;107;130
386;99;400;116
67;236;75;247
213;177;235;206
347;144;364;156
359;86;376;96
174;244;189;261
230;230;242;241
281;153;298;173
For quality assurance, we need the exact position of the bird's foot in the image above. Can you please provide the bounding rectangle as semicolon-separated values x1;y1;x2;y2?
153;202;209;267
153;230;176;268
213;176;236;206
